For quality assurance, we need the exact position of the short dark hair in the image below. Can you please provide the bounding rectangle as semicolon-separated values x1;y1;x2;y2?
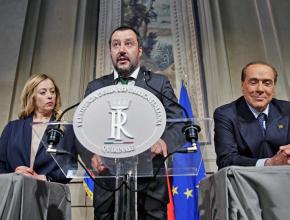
108;26;142;48
241;61;278;83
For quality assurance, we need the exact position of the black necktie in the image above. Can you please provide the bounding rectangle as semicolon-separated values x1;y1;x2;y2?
257;113;266;136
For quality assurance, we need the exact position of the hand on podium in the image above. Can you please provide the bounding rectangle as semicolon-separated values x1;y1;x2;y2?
151;138;167;157
90;138;168;174
265;144;290;166
15;166;47;180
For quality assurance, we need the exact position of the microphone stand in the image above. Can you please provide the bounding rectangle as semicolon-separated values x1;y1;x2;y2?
45;102;126;192
46;102;80;153
142;67;201;152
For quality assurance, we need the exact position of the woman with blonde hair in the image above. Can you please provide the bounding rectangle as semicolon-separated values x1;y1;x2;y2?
18;73;62;120
0;73;75;183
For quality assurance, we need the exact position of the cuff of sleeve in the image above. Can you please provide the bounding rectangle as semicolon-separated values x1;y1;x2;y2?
256;158;268;167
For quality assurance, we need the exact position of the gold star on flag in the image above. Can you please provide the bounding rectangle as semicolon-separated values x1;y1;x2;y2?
172;185;178;196
184;188;193;199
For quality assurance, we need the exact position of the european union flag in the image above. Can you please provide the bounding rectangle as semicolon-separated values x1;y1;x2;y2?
172;81;206;220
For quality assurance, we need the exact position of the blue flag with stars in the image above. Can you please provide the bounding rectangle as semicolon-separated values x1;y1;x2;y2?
172;81;206;220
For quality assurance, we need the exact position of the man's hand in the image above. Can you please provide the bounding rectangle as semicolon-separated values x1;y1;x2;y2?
151;139;167;157
91;154;107;173
265;144;290;166
15;166;46;180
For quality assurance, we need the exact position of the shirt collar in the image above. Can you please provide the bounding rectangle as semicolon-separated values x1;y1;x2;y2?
246;102;269;119
113;66;140;80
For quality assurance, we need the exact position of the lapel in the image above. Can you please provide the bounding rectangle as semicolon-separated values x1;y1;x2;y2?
34;115;56;165
134;70;146;89
23;116;33;165
106;73;115;86
236;98;265;155
265;102;289;146
236;98;289;156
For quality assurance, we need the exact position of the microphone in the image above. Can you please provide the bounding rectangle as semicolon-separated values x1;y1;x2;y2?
46;102;80;153
141;66;201;152
182;124;201;152
46;127;64;153
45;101;135;192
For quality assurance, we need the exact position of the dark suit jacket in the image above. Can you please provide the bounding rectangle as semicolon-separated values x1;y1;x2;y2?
214;96;290;169
0;115;76;183
84;69;184;218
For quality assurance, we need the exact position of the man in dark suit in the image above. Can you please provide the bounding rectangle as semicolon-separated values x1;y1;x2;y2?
214;61;290;170
85;26;184;220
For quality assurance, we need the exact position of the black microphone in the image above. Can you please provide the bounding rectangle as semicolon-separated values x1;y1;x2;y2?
141;66;201;152
46;127;64;153
45;102;133;192
46;102;80;153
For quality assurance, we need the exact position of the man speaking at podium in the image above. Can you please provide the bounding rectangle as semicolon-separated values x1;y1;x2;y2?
84;26;183;219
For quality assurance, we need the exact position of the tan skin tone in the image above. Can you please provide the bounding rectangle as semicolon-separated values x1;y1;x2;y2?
242;64;290;165
110;29;142;77
91;29;167;173
15;79;56;180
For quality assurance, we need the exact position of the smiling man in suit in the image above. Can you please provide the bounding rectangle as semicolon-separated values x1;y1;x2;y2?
214;61;290;169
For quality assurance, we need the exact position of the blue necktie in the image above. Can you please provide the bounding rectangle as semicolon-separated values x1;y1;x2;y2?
257;113;266;136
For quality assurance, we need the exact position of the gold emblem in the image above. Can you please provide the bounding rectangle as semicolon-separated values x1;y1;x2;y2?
278;124;284;129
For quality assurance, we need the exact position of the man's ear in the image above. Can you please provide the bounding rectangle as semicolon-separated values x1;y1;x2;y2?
241;81;244;94
138;46;143;57
273;85;276;97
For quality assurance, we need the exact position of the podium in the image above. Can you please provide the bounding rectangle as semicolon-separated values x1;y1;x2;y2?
31;83;212;219
32;116;212;220
199;166;290;220
0;173;71;220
